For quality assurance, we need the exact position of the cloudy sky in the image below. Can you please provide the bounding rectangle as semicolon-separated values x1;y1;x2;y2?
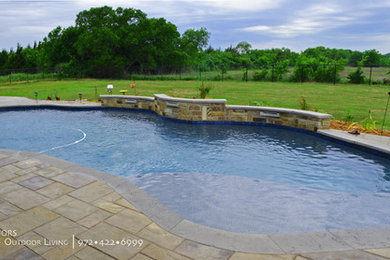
1;0;390;53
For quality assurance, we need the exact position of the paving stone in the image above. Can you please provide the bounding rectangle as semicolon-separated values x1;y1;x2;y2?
18;231;53;255
270;231;352;254
69;181;113;202
37;182;75;199
0;235;24;258
123;188;183;231
75;246;115;259
330;228;390;249
2;187;50;210
43;195;74;210
175;240;233;260
0;154;8;159
114;198;139;211
0;181;23;195
130;253;154;260
229;252;296;260
142;244;190;260
53;199;99;221
101;192;122;202
137;223;183;250
1;247;44;260
35;217;87;241
0;206;59;236
171;219;282;254
13;159;42;169
0;157;18;167
77;209;112;228
364;248;390;258
0;200;22;216
15;166;39;176
77;222;148;259
0;211;7;220
0;164;20;174
18;176;53;190
301;250;388;260
11;172;39;183
93;199;124;214
105;208;152;234
34;166;65;178
41;237;83;260
65;256;81;260
52;172;94;188
0;170;17;182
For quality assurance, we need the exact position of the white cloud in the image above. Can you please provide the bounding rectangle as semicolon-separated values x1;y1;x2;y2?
75;0;285;12
73;0;286;25
243;3;358;37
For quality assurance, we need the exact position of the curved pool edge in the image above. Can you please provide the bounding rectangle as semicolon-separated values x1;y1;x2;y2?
1;149;390;256
1;96;389;158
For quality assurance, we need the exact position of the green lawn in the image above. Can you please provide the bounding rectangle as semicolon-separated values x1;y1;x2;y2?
1;79;390;130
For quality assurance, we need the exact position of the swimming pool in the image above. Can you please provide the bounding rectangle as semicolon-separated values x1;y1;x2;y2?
1;108;390;233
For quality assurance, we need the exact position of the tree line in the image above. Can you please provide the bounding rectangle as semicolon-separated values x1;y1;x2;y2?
1;6;390;83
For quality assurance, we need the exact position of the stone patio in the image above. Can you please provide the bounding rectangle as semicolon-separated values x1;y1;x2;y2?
0;151;390;260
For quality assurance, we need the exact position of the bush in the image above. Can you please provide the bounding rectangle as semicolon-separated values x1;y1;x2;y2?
252;70;268;81
347;66;365;84
198;81;212;98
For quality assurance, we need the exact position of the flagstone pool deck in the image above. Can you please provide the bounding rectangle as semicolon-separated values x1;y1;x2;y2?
1;97;390;259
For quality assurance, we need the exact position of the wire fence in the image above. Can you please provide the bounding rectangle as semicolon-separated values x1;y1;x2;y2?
1;64;390;85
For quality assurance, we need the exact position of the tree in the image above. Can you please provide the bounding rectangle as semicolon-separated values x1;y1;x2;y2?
180;28;210;64
362;49;381;66
290;55;316;82
236;41;251;55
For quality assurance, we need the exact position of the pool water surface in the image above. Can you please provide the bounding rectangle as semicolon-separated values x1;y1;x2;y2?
1;109;390;233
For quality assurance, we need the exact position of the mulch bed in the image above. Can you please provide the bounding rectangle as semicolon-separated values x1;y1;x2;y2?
330;120;390;137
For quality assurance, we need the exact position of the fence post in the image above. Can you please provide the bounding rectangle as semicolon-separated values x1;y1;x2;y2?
333;64;337;85
369;65;373;86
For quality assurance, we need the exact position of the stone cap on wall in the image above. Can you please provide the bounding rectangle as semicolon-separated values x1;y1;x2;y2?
154;94;227;104
100;95;155;102
226;105;332;119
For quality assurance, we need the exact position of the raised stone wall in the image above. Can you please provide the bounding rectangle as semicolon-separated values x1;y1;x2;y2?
100;94;331;131
100;95;155;111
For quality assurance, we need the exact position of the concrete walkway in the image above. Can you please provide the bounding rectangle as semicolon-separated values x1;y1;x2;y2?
318;129;390;155
0;96;101;108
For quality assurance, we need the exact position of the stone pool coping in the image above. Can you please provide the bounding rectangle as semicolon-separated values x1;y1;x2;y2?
1;96;390;258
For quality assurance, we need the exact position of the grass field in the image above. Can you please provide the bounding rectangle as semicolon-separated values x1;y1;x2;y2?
1;79;390;130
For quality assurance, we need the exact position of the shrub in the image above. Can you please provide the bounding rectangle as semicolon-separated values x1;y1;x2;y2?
347;66;365;84
252;70;268;81
198;81;212;98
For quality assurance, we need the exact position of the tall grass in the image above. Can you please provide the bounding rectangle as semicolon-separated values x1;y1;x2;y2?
0;72;58;84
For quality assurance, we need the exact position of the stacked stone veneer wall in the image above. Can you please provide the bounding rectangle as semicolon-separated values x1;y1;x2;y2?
100;94;331;131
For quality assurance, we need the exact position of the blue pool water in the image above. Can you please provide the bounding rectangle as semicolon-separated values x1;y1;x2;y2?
1;109;390;233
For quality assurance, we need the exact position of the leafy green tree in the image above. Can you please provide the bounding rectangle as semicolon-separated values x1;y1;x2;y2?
236;41;252;55
180;27;210;64
313;59;346;83
0;50;9;70
290;55;316;82
362;49;381;66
